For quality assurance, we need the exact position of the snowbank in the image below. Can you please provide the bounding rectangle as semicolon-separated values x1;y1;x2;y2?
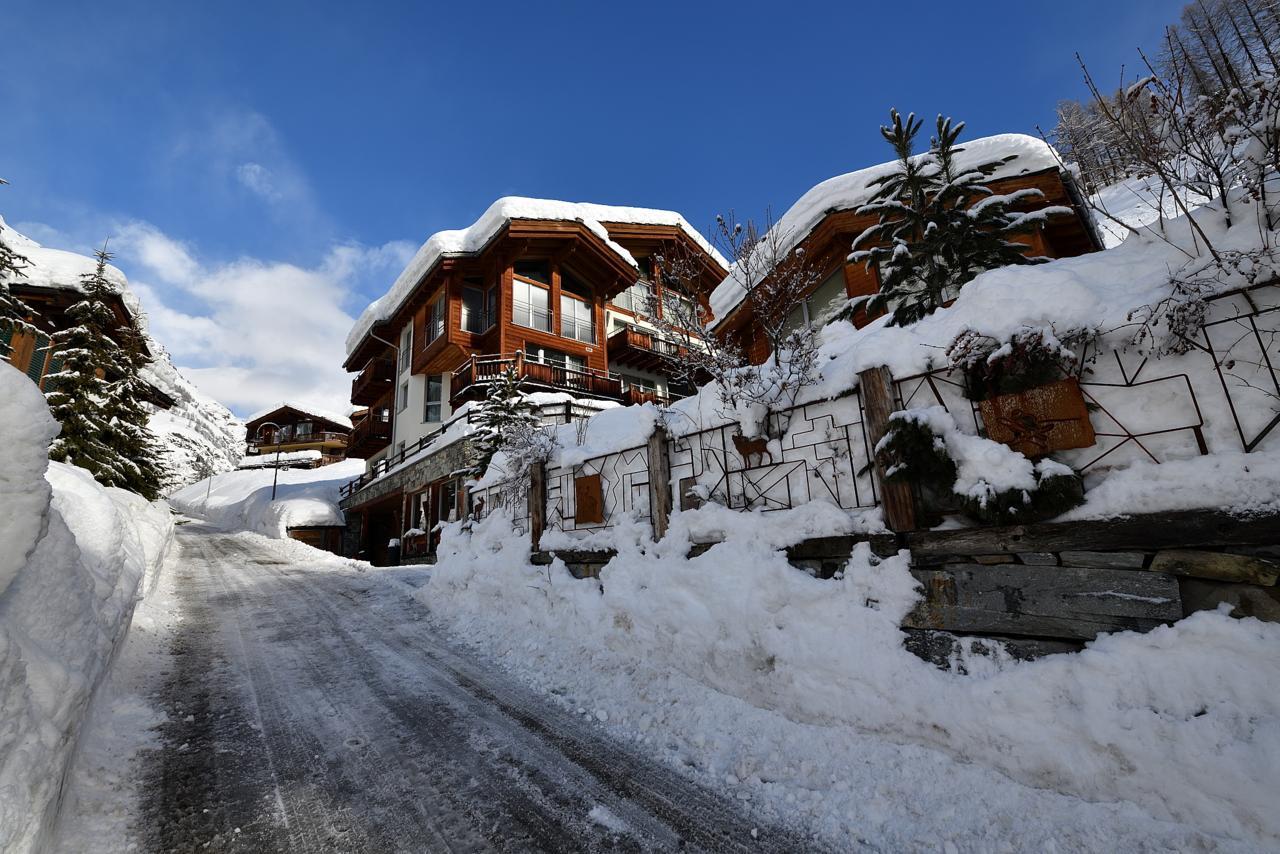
347;198;726;356
421;507;1280;850
170;458;363;537
0;365;174;854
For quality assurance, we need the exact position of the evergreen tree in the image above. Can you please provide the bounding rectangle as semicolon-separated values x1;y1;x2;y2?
0;190;37;356
104;316;169;499
850;111;1060;326
470;366;541;479
45;246;133;487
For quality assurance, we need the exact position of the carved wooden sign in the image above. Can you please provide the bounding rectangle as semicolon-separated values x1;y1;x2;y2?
979;378;1096;458
574;473;604;525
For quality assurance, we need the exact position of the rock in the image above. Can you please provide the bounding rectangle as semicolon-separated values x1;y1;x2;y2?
972;554;1015;564
1018;552;1059;565
1178;578;1280;621
1151;549;1279;586
1058;550;1146;569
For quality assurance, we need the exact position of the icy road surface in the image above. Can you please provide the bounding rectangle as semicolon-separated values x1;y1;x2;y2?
57;523;817;853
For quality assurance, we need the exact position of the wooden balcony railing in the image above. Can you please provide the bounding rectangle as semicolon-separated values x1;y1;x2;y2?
351;358;395;406
606;323;689;372
249;430;349;452
451;353;623;403
346;412;392;458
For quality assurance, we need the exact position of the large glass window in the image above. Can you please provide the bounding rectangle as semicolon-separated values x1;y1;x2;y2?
398;326;412;372
614;280;655;314
424;374;443;423
428;294;446;342
529;347;585;373
513;279;551;331
397;380;409;412
782;268;849;336
461;285;488;333
560;295;595;343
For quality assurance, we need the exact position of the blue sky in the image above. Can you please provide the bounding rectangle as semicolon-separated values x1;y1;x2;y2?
1;0;1184;416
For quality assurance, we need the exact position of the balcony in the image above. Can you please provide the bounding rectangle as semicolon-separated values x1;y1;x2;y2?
606;323;686;373
622;386;672;407
351;358;395;406
346;410;392;458
450;353;623;404
249;430;349;454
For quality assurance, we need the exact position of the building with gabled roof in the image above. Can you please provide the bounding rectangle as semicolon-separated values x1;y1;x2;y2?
244;403;352;466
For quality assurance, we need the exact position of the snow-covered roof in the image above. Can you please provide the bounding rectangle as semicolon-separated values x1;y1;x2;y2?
709;133;1064;325
0;215;141;319
245;403;354;430
346;197;727;357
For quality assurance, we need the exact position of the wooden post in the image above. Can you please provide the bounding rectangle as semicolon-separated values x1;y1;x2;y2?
528;460;547;552
647;425;672;541
859;365;917;533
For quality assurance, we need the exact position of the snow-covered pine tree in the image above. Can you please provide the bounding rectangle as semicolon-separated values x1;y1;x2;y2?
849;111;1062;326
0;189;37;357
470;365;541;480
104;315;168;499
44;246;133;487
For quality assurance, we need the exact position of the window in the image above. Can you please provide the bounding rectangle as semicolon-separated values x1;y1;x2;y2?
461;280;493;333
622;374;658;394
397;380;409;412
296;421;312;439
614;280;655;314
438;479;458;523
635;255;653;282
513;279;551;331
783;268;849;335
529;347;584;373
399;327;412;372
424;374;443;423
661;290;695;323
428;294;445;343
514;259;549;284
560;295;595;343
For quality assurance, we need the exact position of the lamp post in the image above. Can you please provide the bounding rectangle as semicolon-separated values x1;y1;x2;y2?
255;421;283;500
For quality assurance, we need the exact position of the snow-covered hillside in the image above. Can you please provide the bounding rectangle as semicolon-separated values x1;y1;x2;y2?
0;216;244;491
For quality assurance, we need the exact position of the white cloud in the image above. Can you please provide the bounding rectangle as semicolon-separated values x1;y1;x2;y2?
100;221;413;418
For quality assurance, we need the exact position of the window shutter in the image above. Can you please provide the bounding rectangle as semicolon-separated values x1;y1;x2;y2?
25;333;50;383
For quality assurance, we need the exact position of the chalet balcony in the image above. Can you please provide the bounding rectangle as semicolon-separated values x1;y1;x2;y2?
351;358;395;406
622;387;672;407
606;323;687;373
249;431;349;454
451;353;623;404
346;411;392;459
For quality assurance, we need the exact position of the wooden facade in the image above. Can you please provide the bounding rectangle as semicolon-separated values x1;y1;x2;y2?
2;283;175;408
714;167;1103;365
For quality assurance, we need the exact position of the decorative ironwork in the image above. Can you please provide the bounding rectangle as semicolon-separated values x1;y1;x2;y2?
545;444;651;533
668;391;878;514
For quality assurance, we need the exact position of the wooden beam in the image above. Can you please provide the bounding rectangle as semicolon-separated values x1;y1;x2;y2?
906;511;1280;557
648;425;672;541
858;365;916;532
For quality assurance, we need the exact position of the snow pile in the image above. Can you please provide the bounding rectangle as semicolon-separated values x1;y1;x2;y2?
347;197;726;356
238;449;322;469
0;216;244;491
170;458;364;537
421;506;1280;850
709;133;1062;323
0;364;174;854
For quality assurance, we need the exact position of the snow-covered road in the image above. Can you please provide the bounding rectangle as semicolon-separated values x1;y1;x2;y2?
60;523;815;853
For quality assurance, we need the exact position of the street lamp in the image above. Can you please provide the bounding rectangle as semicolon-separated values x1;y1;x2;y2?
255;421;284;500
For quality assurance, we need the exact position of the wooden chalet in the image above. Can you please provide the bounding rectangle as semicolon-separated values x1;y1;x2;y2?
2;274;175;409
711;134;1104;364
340;199;726;564
244;404;352;465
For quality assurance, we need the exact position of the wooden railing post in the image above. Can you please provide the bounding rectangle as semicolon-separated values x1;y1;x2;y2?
648;424;672;541
528;460;547;552
859;365;918;533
